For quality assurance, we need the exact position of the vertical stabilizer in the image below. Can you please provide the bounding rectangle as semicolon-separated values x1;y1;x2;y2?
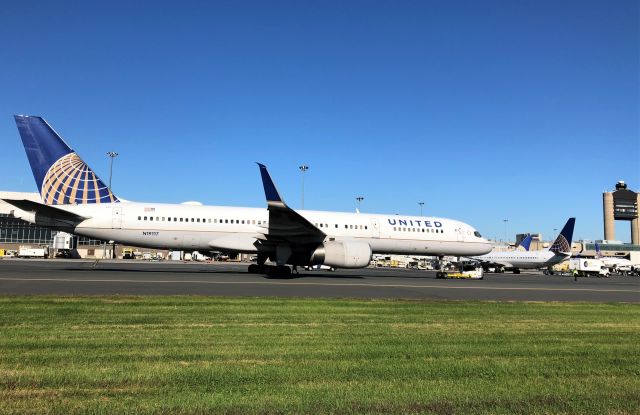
14;115;119;205
595;242;603;259
518;234;533;251
549;218;575;253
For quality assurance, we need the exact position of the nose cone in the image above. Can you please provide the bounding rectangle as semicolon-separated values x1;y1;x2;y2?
477;239;493;255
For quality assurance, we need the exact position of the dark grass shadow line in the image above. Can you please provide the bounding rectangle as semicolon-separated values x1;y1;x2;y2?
60;268;367;279
62;267;249;275
265;273;365;280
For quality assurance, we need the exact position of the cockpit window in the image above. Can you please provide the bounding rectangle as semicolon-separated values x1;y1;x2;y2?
474;231;482;237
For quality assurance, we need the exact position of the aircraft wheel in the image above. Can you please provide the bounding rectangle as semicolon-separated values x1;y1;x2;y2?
248;264;261;274
265;265;291;278
513;269;521;274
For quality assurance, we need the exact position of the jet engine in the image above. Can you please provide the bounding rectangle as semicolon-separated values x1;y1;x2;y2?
310;241;372;269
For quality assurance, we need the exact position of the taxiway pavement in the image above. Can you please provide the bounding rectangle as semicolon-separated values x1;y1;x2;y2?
0;259;638;302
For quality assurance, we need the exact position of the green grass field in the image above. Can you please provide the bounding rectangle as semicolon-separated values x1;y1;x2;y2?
0;297;638;414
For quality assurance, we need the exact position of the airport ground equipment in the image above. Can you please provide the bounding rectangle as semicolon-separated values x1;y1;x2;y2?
436;262;484;279
122;248;134;259
569;258;610;277
18;246;49;258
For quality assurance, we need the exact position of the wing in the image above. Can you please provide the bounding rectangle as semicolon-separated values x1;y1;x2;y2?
256;163;325;245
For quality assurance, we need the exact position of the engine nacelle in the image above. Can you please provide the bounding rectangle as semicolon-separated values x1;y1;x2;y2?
310;241;372;269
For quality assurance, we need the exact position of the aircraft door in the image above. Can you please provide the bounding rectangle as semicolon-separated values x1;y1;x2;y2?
112;206;123;229
370;218;380;238
456;227;464;242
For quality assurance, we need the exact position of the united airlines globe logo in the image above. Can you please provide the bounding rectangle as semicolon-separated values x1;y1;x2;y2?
550;235;570;253
41;153;119;205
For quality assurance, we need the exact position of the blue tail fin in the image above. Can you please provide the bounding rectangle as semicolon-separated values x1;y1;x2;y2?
14;115;118;205
594;242;602;258
549;218;575;253
518;234;532;251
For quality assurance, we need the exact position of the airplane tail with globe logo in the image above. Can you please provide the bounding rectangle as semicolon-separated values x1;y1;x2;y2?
14;115;119;206
549;218;575;254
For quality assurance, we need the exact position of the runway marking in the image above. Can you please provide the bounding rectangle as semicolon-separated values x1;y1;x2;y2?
0;277;637;293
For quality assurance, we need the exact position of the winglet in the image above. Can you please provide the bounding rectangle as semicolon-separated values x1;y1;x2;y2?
549;218;576;253
256;163;285;206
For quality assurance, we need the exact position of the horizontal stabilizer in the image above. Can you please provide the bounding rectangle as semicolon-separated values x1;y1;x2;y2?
2;198;88;222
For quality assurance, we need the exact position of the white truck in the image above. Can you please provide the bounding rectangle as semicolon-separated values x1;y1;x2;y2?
18;246;49;259
569;258;610;277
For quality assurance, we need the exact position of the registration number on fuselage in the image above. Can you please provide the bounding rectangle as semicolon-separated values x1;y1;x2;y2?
143;232;159;236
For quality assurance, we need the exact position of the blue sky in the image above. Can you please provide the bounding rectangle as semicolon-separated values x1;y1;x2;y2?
0;0;638;242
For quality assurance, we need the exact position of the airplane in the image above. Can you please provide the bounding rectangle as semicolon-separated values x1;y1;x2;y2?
595;243;634;273
4;115;492;277
471;218;575;274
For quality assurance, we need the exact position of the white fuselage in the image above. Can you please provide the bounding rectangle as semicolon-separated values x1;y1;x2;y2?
473;249;569;270
599;256;634;269
19;201;492;257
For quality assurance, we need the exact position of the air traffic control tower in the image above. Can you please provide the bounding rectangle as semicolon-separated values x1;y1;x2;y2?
603;181;640;244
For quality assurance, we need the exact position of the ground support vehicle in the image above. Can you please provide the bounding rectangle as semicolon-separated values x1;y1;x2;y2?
436;262;483;279
569;258;610;277
18;246;49;259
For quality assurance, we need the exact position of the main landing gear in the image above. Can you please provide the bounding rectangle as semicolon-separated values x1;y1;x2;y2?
247;264;292;278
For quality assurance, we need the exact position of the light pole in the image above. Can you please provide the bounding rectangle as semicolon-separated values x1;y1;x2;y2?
356;196;364;212
503;219;509;244
106;151;119;191
419;202;424;216
299;165;308;209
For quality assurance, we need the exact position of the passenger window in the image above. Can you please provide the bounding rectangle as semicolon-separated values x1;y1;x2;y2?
143;216;147;220
335;224;338;228
345;225;348;229
168;217;171;222
138;216;141;220
365;226;367;230
162;217;165;221
174;217;177;222
225;219;228;223
150;217;154;221
197;218;201;223
179;218;183;222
